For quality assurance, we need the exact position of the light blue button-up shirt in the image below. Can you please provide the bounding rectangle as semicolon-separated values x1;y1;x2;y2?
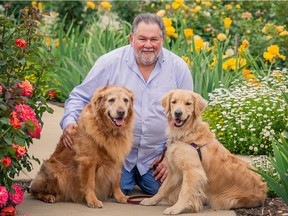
60;45;193;175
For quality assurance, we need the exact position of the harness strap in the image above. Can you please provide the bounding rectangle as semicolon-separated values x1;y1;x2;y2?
190;143;205;161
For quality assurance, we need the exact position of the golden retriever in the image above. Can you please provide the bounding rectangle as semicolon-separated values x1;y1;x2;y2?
30;85;134;208
140;89;267;214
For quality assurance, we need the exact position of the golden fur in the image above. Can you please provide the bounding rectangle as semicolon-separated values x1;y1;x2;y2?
30;85;134;208
141;89;267;214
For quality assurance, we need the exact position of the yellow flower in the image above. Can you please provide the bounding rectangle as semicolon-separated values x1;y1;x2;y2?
183;28;194;40
87;1;96;10
262;26;267;33
236;4;241;9
38;2;43;11
279;31;288;36
45;37;51;46
267;45;279;56
224;17;232;29
156;9;166;17
192;36;204;53
276;26;284;33
242;69;251;78
101;1;112;10
166;26;177;37
202;1;212;7
225;4;232;10
31;1;37;7
162;17;172;28
225;48;234;56
217;33;227;41
265;35;273;40
55;40;59;47
165;4;171;10
191;6;201;13
241;39;249;48
278;54;286;61
172;0;184;9
263;52;274;61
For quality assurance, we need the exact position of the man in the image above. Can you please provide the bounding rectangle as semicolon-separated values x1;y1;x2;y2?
60;13;193;195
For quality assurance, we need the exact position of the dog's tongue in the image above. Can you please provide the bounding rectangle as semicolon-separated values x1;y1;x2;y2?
170;119;182;127
115;118;125;126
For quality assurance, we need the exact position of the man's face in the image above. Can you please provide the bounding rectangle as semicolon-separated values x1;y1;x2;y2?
130;22;164;66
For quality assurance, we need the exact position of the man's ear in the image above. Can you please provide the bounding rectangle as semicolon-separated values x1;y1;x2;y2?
193;92;207;117
161;90;173;115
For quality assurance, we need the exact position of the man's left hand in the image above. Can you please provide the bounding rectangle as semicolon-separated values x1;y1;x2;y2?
150;157;168;183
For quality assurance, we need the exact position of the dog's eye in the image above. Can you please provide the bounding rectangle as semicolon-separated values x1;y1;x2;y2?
123;98;129;103
108;98;115;103
186;102;192;106
171;100;176;104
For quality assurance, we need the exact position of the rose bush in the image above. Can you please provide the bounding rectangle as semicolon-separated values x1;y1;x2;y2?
0;4;55;215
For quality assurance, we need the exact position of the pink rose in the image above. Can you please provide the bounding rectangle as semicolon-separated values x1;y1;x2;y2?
1;157;12;168
0;186;8;208
9;185;24;205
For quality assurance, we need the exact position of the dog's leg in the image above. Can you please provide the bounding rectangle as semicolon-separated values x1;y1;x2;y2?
78;157;103;208
163;169;206;215
112;169;128;204
140;173;175;206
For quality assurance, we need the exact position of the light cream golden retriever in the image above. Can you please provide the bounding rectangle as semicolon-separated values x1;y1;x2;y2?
140;89;267;214
30;85;134;208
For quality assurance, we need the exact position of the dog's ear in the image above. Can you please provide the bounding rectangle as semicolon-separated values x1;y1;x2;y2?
161;90;173;114
93;86;109;109
193;93;207;117
126;88;134;109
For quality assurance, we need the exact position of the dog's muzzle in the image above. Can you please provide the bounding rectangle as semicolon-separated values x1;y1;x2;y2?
108;109;126;127
171;110;189;127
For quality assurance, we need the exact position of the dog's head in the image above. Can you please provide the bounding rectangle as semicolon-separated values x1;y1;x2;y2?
161;89;207;128
91;85;134;128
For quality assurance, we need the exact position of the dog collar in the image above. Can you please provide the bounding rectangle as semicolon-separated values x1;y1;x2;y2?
190;143;205;162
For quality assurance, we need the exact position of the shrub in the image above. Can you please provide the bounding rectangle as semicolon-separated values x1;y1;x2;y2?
203;68;288;155
0;3;55;214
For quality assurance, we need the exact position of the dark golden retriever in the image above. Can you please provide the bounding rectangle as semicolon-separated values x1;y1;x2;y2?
141;89;267;214
30;85;134;208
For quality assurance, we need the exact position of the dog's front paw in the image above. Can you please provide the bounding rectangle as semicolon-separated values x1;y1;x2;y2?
87;199;103;208
116;195;128;204
164;206;182;215
140;198;157;206
42;195;56;203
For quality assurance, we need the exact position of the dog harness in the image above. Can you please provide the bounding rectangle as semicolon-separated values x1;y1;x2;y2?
191;143;206;161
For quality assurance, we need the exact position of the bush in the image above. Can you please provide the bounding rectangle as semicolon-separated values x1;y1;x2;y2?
203;69;288;155
0;4;55;214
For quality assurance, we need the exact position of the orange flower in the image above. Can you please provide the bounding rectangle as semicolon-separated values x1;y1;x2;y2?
10;117;22;129
12;144;27;158
19;80;33;97
15;38;27;48
0;206;16;216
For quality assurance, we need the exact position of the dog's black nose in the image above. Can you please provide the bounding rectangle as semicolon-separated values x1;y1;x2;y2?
117;109;125;118
174;110;182;119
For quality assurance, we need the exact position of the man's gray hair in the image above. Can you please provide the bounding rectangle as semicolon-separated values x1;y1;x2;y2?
132;13;166;37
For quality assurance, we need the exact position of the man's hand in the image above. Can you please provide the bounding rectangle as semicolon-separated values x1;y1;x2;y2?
62;123;78;149
150;156;168;183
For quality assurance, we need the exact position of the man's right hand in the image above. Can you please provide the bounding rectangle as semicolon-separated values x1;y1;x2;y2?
62;123;78;149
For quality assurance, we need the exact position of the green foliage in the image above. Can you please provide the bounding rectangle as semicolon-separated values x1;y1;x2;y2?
203;69;288;155
0;4;55;190
254;131;288;205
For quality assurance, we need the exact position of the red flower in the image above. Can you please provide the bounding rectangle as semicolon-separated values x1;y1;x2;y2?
0;85;2;95
9;185;24;205
15;38;27;48
48;90;56;99
27;120;42;138
0;206;16;216
15;104;36;122
1;158;11;168
10;118;21;129
18;80;33;97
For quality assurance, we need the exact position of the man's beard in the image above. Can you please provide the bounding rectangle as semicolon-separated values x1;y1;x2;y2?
136;48;158;65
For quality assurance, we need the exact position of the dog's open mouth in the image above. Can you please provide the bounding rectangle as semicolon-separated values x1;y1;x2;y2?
108;113;125;127
170;115;190;128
